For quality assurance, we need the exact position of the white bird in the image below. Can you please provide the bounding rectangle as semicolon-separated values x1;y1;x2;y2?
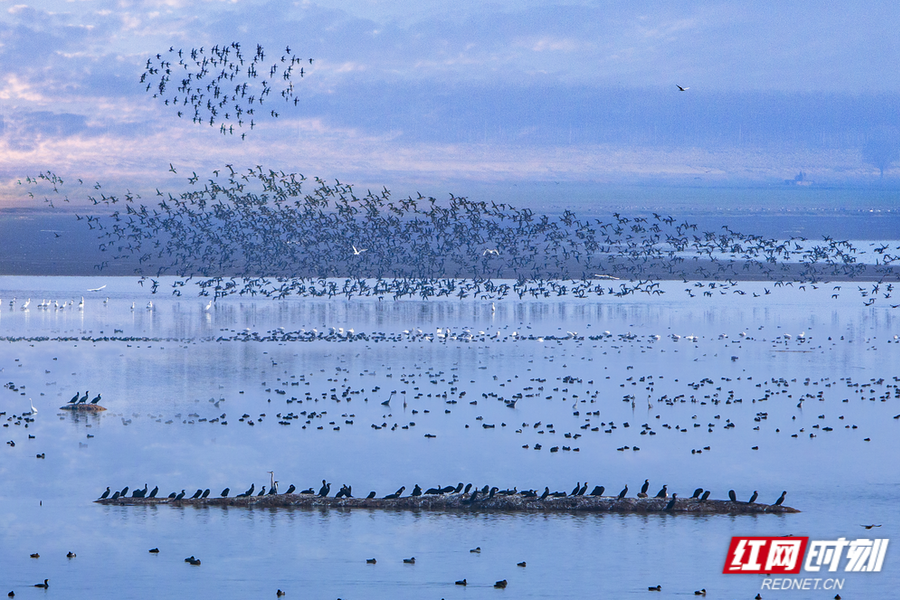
28;398;37;414
146;301;153;310
204;300;213;311
483;249;500;256
676;85;689;91
87;285;107;292
21;298;30;310
352;245;367;255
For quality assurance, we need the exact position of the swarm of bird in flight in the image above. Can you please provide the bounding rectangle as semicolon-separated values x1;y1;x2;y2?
140;43;313;138
21;167;900;304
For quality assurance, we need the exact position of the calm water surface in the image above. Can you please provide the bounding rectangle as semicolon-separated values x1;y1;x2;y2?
1;276;898;599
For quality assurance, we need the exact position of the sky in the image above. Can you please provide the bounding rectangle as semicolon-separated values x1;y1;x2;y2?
1;0;899;205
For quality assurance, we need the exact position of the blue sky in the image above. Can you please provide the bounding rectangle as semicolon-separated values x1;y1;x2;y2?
1;1;899;203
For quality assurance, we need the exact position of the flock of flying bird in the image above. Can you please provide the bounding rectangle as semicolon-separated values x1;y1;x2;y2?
140;43;313;137
22;168;900;306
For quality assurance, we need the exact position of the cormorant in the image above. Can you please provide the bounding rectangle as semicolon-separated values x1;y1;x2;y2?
285;484;296;494
384;486;405;499
403;557;415;564
149;486;159;498
748;491;758;504
641;479;650;495
463;483;472;494
774;491;786;506
664;494;678;511
257;486;267;496
110;491;120;500
366;491;376;499
494;580;507;589
654;485;668;499
175;490;185;500
190;489;203;499
317;480;330;497
570;482;581;496
149;548;159;553
366;558;376;564
411;484;422;497
201;489;210;498
589;485;605;496
89;393;101;404
455;579;467;586
728;490;737;502
33;580;49;589
577;482;588;496
691;488;703;499
617;485;628;500
99;487;110;499
221;488;230;497
700;490;711;502
68;392;80;404
540;487;550;500
119;486;129;497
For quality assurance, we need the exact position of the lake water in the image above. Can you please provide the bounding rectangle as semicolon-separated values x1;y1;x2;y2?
1;276;898;599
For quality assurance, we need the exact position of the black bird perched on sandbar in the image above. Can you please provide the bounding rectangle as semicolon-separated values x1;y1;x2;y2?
774;491;786;506
691;488;703;499
728;490;737;502
640;479;650;496
99;487;110;499
384;486;405;499
748;491;758;504
589;485;605;497
221;488;230;497
654;485;668;499
700;490;711;502
664;494;678;511
317;480;330;497
617;485;628;500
